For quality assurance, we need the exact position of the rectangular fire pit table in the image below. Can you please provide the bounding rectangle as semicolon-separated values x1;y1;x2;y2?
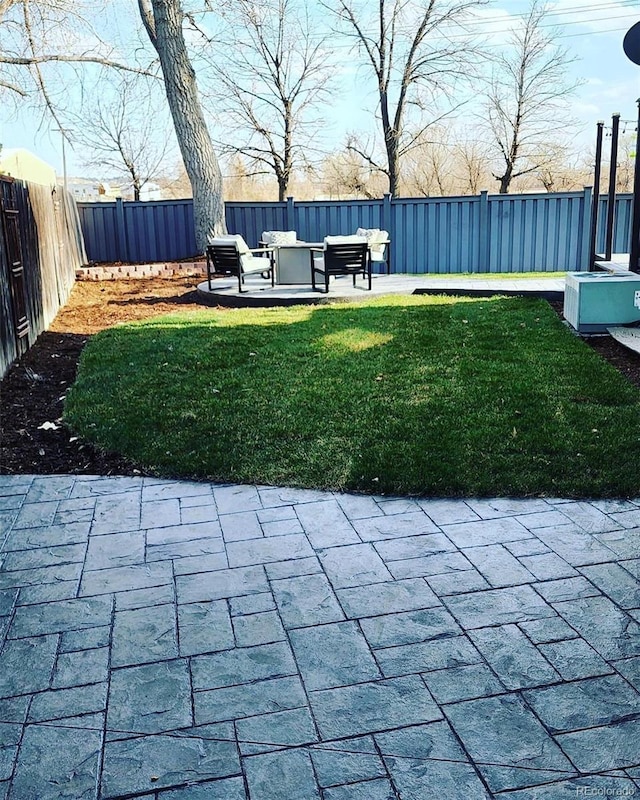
272;242;323;285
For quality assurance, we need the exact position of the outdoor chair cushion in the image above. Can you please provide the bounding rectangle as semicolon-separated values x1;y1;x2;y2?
324;235;367;247
240;254;273;273
209;234;251;254
261;230;297;245
356;228;390;259
208;235;270;273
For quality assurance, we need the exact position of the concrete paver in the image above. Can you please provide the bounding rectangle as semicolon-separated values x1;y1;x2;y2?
196;273;565;308
1;474;639;798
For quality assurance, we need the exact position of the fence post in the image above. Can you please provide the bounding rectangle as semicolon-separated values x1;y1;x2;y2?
115;198;128;262
581;186;593;272
382;193;392;233
286;196;295;231
382;193;392;273
478;191;489;272
630;98;640;273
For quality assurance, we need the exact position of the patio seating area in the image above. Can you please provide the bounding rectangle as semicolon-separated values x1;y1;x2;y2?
205;229;390;296
196;272;565;306
1;474;639;799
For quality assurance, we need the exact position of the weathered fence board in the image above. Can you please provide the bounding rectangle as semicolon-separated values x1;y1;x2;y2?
0;178;85;379
76;190;634;275
0;189;14;378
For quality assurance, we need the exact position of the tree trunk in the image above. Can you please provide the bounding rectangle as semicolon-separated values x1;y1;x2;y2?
380;90;399;196
277;176;287;203
387;141;399;197
278;109;292;202
145;0;226;250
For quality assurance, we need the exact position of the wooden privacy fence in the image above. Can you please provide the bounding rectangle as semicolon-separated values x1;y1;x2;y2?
77;189;634;274
0;177;86;379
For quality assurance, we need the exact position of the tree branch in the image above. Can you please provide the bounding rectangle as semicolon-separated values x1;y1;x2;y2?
346;138;387;177
0;78;27;95
137;0;156;47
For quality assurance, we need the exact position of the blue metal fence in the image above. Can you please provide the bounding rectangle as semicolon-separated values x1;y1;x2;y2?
393;195;481;273
78;202;120;262
487;191;590;273
226;202;287;251
596;194;633;254
77;190;634;273
293;199;384;243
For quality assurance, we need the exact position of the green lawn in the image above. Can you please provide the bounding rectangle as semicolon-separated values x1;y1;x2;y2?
64;295;640;497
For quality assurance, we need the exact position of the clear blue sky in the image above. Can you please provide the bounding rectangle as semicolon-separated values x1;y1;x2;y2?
2;0;640;179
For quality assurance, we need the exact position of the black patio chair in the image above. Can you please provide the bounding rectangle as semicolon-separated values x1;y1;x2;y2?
206;235;275;293
310;238;372;294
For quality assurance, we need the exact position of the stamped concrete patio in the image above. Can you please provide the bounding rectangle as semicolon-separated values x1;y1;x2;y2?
1;475;640;799
195;273;565;307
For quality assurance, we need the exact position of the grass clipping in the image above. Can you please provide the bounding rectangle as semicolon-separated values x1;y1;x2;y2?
64;295;640;497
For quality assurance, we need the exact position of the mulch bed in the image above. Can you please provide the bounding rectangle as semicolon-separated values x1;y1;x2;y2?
1;278;205;476
2;284;640;477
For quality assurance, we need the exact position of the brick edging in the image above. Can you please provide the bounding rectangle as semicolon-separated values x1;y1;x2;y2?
76;261;207;280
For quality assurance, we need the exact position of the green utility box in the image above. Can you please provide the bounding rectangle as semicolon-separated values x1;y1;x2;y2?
564;272;640;333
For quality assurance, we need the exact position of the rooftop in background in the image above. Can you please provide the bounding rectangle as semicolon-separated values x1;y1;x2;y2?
68;178;164;202
0;148;56;186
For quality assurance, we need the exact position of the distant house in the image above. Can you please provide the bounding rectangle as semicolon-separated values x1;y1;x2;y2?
67;179;123;202
68;177;164;202
138;182;163;202
0;148;57;186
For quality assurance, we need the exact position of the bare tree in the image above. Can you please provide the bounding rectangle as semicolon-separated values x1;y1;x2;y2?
71;77;171;200
201;0;331;202
327;0;486;196
157;160;193;199
2;0;227;249
0;0;154;118
485;0;579;194
138;0;226;247
401;133;458;197
222;155;277;201
320;145;386;199
616;134;637;193
454;138;492;194
532;142;584;192
400;132;495;196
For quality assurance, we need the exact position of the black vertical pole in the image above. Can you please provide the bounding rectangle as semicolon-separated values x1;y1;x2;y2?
589;121;605;270
605;112;621;260
629;99;640;273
